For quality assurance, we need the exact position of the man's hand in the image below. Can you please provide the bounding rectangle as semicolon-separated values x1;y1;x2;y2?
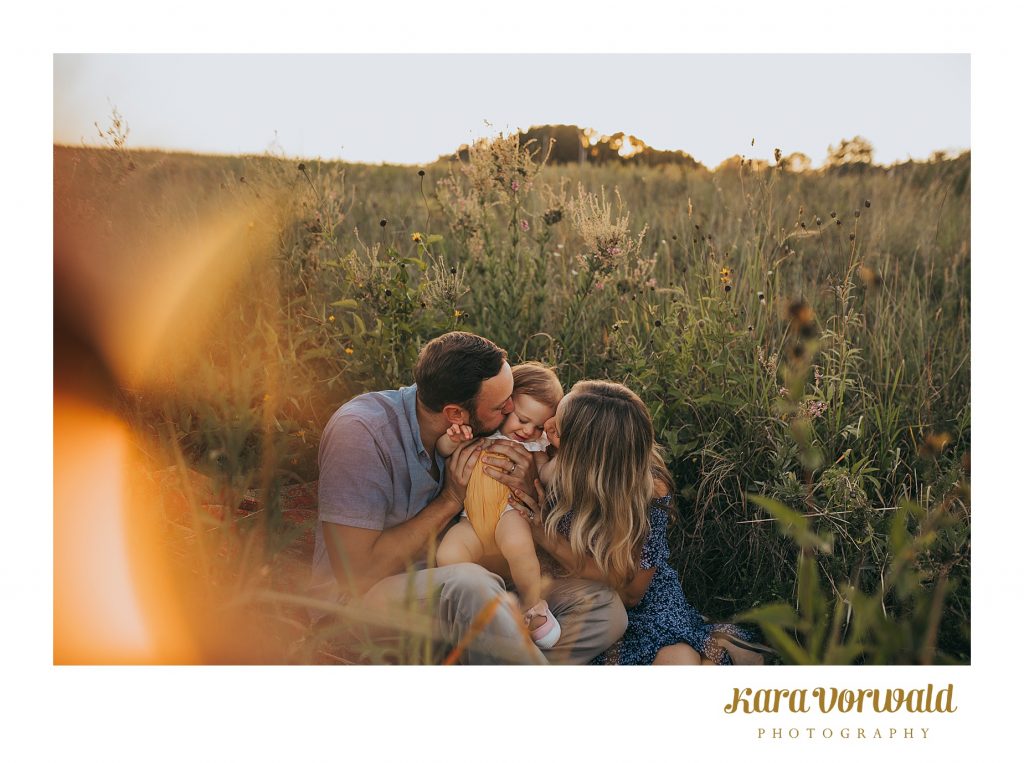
440;437;484;507
480;439;539;500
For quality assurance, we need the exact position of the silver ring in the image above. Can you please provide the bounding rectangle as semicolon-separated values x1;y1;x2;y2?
528;510;535;520
510;463;517;474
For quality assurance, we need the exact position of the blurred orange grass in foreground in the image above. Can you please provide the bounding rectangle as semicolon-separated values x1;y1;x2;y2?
54;182;278;663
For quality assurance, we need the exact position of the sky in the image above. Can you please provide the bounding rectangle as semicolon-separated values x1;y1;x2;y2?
53;54;970;168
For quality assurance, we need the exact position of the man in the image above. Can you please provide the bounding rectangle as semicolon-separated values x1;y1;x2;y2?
309;331;626;664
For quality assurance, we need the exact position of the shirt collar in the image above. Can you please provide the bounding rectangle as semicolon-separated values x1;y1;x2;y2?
402;384;429;459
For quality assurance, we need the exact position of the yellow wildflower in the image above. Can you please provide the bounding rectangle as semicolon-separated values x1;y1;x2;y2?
411;232;423;243
345;347;354;355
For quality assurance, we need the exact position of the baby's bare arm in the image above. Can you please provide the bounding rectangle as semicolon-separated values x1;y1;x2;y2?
437;424;474;458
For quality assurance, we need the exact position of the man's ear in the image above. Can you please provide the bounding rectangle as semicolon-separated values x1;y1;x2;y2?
442;404;468;425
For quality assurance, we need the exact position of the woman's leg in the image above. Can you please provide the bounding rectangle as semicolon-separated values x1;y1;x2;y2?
653;642;703;665
436;519;484;567
494;510;543;614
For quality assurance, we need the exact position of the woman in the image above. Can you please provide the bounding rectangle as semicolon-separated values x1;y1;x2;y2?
510;379;768;665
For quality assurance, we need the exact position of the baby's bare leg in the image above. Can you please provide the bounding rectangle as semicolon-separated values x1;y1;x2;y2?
494;510;543;611
436;519;485;567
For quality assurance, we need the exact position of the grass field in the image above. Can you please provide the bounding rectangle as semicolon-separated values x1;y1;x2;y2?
54;133;970;664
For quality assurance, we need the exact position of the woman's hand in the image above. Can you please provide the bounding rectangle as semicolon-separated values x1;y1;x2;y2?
480;439;539;499
508;478;546;533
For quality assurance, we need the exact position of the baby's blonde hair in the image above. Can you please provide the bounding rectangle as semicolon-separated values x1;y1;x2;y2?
544;379;674;590
511;362;563;410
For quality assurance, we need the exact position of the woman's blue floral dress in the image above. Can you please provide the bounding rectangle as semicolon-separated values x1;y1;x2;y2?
560;495;751;665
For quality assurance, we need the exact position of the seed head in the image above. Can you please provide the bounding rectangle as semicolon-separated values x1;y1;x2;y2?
298;162;307;172
864;199;871;208
830;211;836;219
380;219;387;227
654;320;662;327
418;169;425;177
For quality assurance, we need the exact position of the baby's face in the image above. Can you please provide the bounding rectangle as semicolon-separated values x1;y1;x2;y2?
499;394;555;444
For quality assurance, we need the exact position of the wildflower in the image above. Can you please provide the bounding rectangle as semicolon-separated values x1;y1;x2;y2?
345;347;354;355
543;208;563;225
595;281;605;290
724;284;732;292
787;298;814;328
384;289;392;297
328;315;335;322
418;169;426;177
263;393;271;402
864;199;871;208
779;387;789;397
511;180;520;192
298;162;306;172
454;309;464;319
802;400;829;419
815;217;823;226
747;325;753;332
520;219;530;232
836;219;842;226
925;432;954;454
411;232;423;243
655;319;662;327
380;219;387;227
757;291;765;302
858;264;882;288
830;211;837;219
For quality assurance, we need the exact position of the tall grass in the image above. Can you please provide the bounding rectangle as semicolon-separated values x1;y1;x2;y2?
54;132;970;663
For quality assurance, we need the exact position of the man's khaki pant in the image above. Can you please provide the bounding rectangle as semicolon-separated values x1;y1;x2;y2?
362;562;627;665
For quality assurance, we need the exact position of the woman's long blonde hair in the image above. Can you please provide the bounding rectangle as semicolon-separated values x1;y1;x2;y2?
544;380;675;590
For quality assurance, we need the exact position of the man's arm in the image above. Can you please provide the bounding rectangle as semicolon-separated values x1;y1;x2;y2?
323;437;483;596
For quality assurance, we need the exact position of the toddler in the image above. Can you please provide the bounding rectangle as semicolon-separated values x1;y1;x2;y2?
436;362;562;648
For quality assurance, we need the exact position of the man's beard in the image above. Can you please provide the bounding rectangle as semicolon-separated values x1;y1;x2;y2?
467;408;501;438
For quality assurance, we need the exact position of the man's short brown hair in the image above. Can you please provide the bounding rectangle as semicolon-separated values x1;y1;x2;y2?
414;332;508;412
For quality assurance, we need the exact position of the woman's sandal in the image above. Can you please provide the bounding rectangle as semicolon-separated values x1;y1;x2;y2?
525;600;561;650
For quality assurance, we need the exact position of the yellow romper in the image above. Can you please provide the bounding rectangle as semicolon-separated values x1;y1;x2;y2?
462;433;549;554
